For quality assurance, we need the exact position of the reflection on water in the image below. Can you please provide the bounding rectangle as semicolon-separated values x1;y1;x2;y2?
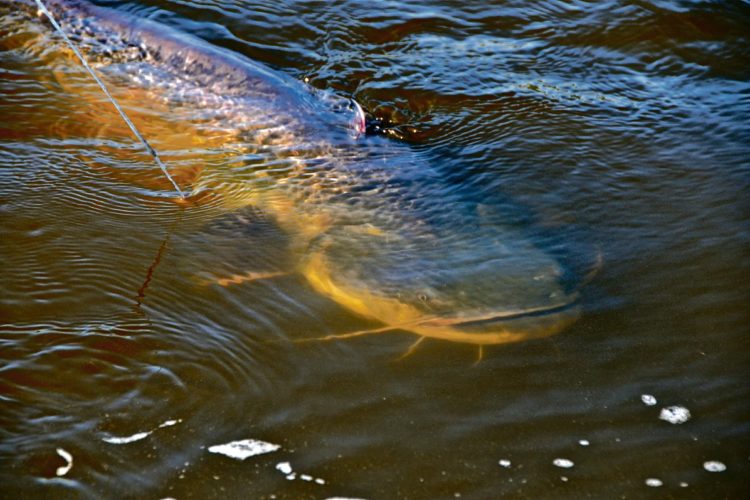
1;0;749;498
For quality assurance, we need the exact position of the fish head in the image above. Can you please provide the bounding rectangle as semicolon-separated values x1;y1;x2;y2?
302;225;580;345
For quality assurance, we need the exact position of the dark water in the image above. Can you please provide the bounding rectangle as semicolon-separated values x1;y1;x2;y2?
1;0;749;498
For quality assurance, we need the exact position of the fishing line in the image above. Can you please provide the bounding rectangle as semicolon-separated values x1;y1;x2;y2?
34;0;189;313
34;0;185;198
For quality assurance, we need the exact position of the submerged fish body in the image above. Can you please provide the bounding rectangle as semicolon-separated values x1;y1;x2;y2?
6;0;581;351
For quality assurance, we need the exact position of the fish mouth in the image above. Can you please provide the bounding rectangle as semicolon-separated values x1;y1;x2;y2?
433;298;579;329
409;297;581;344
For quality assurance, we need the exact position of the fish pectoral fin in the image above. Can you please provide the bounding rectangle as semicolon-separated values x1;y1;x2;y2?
203;270;288;287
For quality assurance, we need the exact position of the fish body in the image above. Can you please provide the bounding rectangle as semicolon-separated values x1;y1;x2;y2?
4;0;582;351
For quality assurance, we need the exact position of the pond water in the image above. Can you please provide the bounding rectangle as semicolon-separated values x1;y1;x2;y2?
1;0;749;498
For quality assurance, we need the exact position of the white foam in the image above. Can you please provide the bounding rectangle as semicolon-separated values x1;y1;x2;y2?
55;448;73;477
553;458;574;468
103;418;181;444
207;439;280;460
276;462;293;475
274;460;326;484
102;431;151;444
659;406;691;424
641;394;657;406
498;459;511;468
703;461;726;472
645;478;662;487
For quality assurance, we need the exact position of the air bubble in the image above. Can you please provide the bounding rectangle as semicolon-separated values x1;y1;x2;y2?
641;394;657;406
553;458;574;468
276;462;293;475
703;461;726;472
645;478;662;487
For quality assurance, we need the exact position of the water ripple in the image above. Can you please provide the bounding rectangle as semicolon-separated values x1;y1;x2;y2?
2;0;748;497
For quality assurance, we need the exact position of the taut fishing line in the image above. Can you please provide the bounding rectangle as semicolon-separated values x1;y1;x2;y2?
34;0;185;198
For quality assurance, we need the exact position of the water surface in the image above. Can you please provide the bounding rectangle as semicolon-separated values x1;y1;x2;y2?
1;0;749;498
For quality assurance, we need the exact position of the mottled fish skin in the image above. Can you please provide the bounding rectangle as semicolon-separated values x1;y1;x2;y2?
6;0;581;348
34;0;293;98
10;0;361;144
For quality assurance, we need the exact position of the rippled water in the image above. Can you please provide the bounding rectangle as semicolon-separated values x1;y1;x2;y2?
1;0;749;498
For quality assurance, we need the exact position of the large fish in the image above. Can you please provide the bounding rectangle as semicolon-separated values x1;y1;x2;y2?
3;0;584;359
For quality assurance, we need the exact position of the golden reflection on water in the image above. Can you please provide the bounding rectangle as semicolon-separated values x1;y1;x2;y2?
1;0;749;498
